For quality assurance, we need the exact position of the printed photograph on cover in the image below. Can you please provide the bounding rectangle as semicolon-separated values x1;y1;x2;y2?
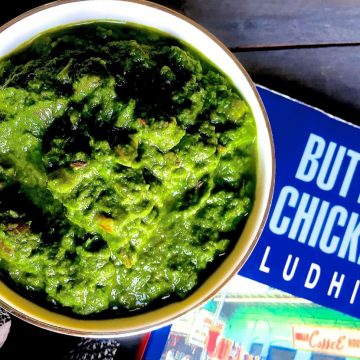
160;275;360;360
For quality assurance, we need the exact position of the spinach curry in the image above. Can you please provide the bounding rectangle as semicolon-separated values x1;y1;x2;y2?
0;23;256;316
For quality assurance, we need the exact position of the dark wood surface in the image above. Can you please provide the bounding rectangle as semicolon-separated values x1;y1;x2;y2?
0;0;359;358
179;0;360;123
235;47;360;122
183;0;360;48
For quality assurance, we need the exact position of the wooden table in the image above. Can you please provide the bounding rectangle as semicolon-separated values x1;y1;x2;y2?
0;1;359;358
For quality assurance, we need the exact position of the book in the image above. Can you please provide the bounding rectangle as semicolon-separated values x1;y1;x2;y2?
142;86;360;359
144;275;360;360
241;86;360;319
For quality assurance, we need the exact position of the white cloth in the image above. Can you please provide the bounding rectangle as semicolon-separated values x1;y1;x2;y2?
0;308;11;348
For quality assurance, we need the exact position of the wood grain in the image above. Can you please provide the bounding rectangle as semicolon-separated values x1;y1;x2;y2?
183;0;360;48
235;46;360;124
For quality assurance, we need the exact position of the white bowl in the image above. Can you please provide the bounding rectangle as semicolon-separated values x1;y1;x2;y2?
0;0;274;337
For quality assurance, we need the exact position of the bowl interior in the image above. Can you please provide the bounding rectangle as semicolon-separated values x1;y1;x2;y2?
0;0;274;336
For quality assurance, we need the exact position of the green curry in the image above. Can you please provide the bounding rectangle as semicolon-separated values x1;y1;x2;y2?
0;23;256;316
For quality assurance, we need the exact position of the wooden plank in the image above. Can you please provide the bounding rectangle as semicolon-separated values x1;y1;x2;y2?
182;0;360;48
234;46;360;125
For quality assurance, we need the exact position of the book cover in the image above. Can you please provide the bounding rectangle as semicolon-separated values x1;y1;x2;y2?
241;86;360;319
145;275;360;360
143;86;360;359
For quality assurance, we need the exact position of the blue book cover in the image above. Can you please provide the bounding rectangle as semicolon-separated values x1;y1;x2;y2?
241;86;360;319
143;86;360;359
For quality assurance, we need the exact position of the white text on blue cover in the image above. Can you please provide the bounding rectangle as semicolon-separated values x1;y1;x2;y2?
261;133;360;305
